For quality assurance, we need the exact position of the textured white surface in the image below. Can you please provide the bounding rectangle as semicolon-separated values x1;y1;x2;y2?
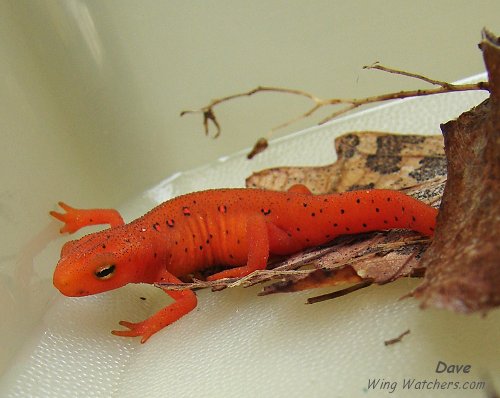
1;79;499;397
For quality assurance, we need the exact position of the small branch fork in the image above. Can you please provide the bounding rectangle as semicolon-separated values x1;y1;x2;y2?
180;63;489;158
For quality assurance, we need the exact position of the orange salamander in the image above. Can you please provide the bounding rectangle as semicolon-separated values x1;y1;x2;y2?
51;185;437;343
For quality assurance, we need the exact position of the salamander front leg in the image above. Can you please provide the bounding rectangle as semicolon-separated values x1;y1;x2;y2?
112;272;197;343
50;202;124;234
207;213;270;280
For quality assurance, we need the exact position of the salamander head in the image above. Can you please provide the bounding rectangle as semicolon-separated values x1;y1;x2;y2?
53;228;155;297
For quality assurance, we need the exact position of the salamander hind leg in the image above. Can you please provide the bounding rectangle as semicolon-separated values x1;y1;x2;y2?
50;202;125;234
287;184;313;195
267;222;304;255
207;213;270;281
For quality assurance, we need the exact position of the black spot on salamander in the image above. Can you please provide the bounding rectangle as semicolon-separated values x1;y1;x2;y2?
345;227;350;232
183;207;191;216
225;230;229;235
229;254;234;259
401;206;405;212
375;208;380;213
311;212;316;217
154;252;157;258
362;223;367;228
383;220;388;224
303;203;308;208
206;239;210;244
323;198;328;202
429;227;434;232
319;209;323;213
167;219;175;228
218;205;227;213
296;227;301;232
333;223;338;227
261;208;271;216
387;197;391;202
102;244;106;249
287;232;292;237
184;248;188;253
412;216;416;222
356;198;361;204
394;216;399;221
199;245;203;250
305;238;310;243
153;222;161;231
175;241;178;245
340;209;345;214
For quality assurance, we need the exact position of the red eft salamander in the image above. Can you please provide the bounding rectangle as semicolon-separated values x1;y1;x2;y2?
51;185;437;343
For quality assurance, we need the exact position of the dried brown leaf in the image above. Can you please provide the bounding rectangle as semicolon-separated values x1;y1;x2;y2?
259;230;430;296
246;132;446;195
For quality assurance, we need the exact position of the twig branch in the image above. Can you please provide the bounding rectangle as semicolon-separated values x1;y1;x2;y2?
181;64;489;157
180;86;321;138
364;62;453;88
306;279;374;304
384;329;411;346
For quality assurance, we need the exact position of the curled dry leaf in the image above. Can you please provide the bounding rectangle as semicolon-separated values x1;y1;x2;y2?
413;29;500;313
246;132;446;198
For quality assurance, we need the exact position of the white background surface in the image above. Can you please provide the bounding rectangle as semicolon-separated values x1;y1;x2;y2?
2;81;498;397
1;1;499;397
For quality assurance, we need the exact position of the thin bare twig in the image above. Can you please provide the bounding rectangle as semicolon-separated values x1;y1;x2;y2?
364;62;452;87
181;63;489;157
180;86;320;138
306;279;374;304
384;329;411;346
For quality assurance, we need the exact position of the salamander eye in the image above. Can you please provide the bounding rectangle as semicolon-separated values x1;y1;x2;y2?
94;264;116;280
